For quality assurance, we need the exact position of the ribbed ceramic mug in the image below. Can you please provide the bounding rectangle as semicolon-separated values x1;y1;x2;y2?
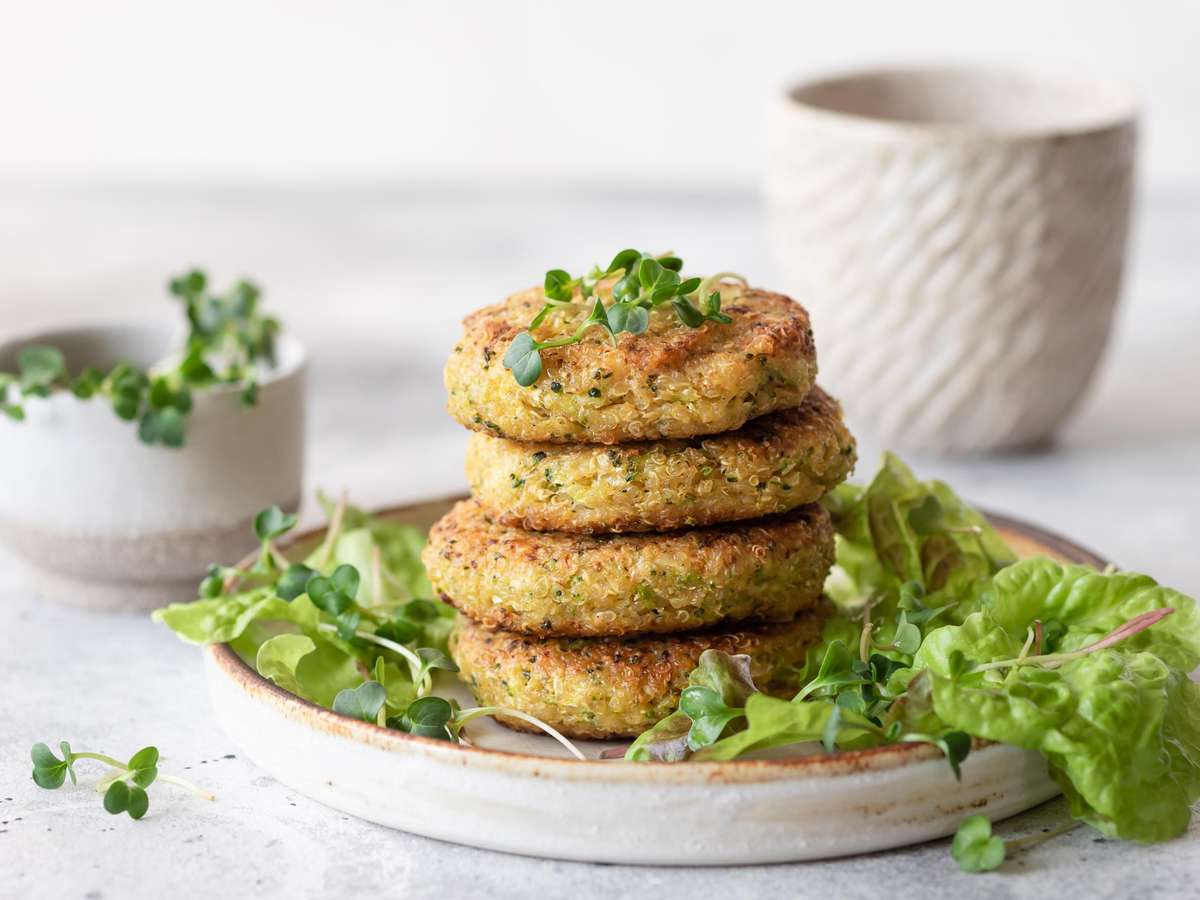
767;66;1138;453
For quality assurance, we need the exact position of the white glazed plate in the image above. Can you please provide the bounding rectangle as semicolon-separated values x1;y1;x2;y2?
203;498;1104;865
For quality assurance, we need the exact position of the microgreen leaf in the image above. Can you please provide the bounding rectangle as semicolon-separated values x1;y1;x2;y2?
415;647;459;682
276;564;317;601
637;257;664;290
391;696;455;740
544;269;574;302
138;408;186;447
375;619;419;644
17;345;67;391
583;297;616;344
126;746;159;788
335;610;362;642
100;781;150;819
701;290;732;323
198;564;225;598
503;332;543;387
607;302;649;335
679;686;744;750
254;505;298;542
169;269;207;297
868;653;906;684
30;742;70;789
126;786;150;820
332;681;387;722
952;815;1006;872
794;640;870;701
624;305;649;334
671;296;705;328
331;563;360;598
605;248;641;275
70;367;104;399
103;781;131;815
306;565;360;617
903;730;972;780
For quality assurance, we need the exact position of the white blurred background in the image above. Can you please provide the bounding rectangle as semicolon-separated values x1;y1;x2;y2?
2;0;1198;589
3;0;1199;183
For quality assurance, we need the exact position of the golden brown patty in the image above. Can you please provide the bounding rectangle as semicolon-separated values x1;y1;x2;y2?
451;611;828;739
444;284;817;444
421;499;834;637
466;386;856;533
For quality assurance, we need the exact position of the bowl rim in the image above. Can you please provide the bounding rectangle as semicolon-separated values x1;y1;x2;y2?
205;499;1107;785
0;318;307;393
775;63;1139;142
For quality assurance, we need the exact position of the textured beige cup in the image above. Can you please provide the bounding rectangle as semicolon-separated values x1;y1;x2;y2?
0;323;306;611
767;66;1138;453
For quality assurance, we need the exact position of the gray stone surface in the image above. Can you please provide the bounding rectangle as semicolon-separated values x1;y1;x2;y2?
2;184;1198;899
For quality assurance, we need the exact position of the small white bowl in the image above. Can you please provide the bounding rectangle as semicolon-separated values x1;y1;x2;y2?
0;322;306;611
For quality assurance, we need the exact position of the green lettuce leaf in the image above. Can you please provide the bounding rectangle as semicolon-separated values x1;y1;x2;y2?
253;632;368;708
152;589;319;644
255;634;317;696
696;694;879;761
988;559;1200;672
920;582;1200;844
823;453;1015;623
292;639;365;708
931;644;1200;842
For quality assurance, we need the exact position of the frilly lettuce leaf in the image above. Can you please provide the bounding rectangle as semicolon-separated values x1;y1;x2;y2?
255;633;316;696
823;453;1015;622
253;632;364;708
929;642;1200;842
152;589;321;644
988;558;1200;672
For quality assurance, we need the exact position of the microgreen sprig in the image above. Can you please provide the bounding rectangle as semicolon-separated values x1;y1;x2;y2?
31;741;213;820
952;814;1082;872
503;249;747;386
0;269;281;447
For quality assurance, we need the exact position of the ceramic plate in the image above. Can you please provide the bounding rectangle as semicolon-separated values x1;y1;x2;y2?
203;498;1104;865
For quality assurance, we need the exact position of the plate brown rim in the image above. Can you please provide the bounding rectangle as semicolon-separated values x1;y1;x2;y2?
205;498;1106;783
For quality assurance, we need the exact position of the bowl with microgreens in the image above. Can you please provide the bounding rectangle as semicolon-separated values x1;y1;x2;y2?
0;269;306;611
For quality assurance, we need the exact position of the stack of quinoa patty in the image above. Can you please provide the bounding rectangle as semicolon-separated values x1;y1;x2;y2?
424;278;857;741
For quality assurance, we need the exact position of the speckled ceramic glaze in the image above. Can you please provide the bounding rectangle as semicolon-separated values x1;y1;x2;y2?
767;66;1138;453
0;323;306;611
204;498;1106;865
